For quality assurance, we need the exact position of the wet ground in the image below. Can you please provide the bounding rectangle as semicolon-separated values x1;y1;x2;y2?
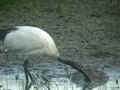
0;62;119;90
0;0;120;89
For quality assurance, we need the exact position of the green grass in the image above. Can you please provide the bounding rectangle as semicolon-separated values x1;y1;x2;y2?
0;0;37;12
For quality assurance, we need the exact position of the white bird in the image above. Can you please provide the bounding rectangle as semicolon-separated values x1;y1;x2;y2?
0;26;90;90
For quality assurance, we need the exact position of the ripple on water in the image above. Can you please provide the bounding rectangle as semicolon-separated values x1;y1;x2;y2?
0;63;120;90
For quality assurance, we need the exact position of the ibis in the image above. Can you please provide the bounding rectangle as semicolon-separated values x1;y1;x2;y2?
0;26;90;90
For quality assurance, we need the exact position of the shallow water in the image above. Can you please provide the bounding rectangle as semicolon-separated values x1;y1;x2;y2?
0;62;120;90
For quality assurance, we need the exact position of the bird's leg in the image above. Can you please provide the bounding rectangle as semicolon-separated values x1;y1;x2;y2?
23;60;33;90
57;57;91;83
24;70;29;90
23;60;29;90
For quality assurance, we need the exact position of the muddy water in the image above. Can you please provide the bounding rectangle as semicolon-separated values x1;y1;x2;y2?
0;60;119;90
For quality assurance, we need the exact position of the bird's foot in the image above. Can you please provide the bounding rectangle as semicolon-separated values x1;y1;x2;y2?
32;72;50;86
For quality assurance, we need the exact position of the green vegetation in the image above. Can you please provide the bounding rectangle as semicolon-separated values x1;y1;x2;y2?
55;3;71;19
0;0;33;11
0;0;70;19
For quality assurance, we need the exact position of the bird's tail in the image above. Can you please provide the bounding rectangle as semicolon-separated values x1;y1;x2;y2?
0;29;10;41
0;27;16;41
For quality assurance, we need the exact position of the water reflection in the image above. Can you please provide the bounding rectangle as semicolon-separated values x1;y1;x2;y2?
0;63;119;90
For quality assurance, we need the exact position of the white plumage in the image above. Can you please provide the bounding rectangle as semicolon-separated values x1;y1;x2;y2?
1;26;90;90
4;26;59;57
1;26;60;90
